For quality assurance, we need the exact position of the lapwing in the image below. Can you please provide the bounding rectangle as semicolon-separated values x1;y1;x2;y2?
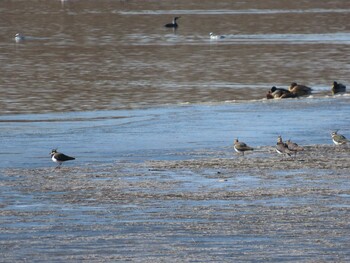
276;136;292;157
233;138;254;156
164;17;180;28
331;130;349;145
50;149;75;168
286;139;304;157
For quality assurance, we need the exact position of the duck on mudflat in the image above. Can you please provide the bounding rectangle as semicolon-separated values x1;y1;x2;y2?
331;81;346;95
266;86;297;99
288;82;312;96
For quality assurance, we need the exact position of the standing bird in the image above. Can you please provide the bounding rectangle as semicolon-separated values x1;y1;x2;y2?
331;130;349;145
285;139;304;157
331;81;346;95
288;82;312;96
164;17;180;28
50;149;75;168
233;138;254;156
276;136;292;157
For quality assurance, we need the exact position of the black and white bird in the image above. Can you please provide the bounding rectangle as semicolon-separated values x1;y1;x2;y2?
233;138;254;156
164;17;180;28
50;149;75;168
331;130;349;145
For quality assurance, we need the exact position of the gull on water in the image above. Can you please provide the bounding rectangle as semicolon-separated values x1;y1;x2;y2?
15;33;25;43
209;32;225;40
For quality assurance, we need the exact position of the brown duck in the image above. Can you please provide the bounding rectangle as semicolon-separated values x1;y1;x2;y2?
289;82;312;96
266;86;297;99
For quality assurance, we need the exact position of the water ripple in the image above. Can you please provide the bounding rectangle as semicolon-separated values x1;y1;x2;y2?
118;8;350;15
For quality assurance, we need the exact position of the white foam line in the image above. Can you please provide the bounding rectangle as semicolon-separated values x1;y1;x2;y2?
117;8;350;16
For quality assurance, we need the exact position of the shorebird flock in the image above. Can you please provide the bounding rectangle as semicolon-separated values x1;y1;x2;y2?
234;130;348;159
53;130;348;168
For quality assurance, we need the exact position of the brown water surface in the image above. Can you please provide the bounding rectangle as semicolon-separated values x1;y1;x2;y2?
1;0;350;114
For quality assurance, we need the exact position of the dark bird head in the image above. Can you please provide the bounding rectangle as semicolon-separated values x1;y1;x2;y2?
333;81;338;86
271;86;277;92
50;149;58;156
290;82;298;88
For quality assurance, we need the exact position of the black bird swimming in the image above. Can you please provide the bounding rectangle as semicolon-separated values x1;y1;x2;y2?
164;17;180;28
50;149;75;168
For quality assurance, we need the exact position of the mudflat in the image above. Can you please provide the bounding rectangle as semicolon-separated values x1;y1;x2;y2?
1;144;349;262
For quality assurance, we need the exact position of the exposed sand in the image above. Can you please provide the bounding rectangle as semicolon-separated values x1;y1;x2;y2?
1;144;349;262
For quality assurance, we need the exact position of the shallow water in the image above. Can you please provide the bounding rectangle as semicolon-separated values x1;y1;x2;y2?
1;96;349;169
1;0;350;262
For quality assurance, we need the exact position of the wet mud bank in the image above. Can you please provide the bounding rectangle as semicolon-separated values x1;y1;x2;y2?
1;144;349;262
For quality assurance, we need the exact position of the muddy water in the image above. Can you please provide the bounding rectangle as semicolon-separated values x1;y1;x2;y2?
1;0;350;114
1;0;350;262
